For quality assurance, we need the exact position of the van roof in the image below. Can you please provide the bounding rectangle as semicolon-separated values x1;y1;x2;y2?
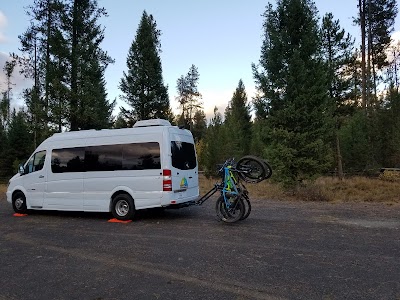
43;120;189;143
133;119;171;127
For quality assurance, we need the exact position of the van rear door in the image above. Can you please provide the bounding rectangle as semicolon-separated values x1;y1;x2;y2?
169;130;199;201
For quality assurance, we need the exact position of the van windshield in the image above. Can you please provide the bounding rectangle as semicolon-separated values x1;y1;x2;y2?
171;141;197;170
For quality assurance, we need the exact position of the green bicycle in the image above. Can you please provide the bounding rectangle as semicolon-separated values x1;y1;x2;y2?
196;156;272;223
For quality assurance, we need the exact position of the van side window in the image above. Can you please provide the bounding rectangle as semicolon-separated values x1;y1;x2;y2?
51;143;161;173
52;147;85;173
85;144;123;171
171;141;197;170
25;151;46;174
122;142;160;170
85;143;161;171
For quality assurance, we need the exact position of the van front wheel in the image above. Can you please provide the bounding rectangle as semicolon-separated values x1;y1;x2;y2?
111;194;135;221
12;192;28;214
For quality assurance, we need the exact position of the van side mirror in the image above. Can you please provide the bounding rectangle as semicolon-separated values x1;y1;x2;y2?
18;164;25;175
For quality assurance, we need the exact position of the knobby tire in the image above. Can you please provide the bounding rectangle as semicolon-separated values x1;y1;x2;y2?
215;196;245;223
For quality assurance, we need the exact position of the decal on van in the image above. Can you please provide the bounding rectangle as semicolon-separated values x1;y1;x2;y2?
180;177;188;190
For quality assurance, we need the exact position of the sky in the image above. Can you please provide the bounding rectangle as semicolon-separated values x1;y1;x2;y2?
0;0;399;120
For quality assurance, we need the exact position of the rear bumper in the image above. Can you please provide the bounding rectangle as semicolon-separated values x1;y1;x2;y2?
164;200;196;209
161;192;199;207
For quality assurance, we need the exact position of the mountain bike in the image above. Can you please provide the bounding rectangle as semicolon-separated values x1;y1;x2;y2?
196;155;272;223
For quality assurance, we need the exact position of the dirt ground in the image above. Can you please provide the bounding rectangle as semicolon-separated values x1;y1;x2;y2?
1;192;399;300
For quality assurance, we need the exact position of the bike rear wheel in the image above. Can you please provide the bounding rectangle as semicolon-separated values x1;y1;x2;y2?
215;196;245;223
236;155;268;183
240;196;251;220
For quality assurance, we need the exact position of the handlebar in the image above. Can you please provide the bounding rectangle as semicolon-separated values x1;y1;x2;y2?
216;158;249;175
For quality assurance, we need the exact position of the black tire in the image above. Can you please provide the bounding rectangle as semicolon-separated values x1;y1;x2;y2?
215;196;227;221
215;196;245;223
262;159;273;180
237;186;251;220
12;191;28;214
240;196;251;220
111;194;135;220
236;155;267;183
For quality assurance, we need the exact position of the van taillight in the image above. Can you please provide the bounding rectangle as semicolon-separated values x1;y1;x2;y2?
163;169;172;191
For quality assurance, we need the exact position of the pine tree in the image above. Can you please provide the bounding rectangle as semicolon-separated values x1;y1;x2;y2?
5;109;33;176
191;109;207;142
357;0;398;107
0;92;9;130
366;0;398;97
386;39;400;90
224;80;252;159
253;0;334;185
376;87;400;167
251;93;270;157
76;59;115;129
176;65;202;129
0;121;7;178
358;0;368;111
19;27;47;147
201;107;224;177
47;15;69;132
66;0;115;130
339;111;370;172
321;13;356;178
19;0;68;136
119;11;170;122
2;60;17;129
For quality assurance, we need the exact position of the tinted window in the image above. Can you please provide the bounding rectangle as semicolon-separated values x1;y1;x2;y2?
50;143;161;173
122;142;160;170
51;148;85;173
85;144;123;171
25;151;46;174
171;141;197;170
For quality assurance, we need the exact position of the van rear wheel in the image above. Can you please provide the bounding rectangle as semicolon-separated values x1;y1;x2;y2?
111;194;135;220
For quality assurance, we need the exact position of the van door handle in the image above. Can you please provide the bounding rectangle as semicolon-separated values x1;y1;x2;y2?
189;176;193;179
39;175;44;178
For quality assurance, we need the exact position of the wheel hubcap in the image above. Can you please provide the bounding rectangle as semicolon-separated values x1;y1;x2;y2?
15;198;24;210
115;200;129;216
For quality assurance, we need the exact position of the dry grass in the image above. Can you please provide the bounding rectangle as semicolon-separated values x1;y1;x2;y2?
0;184;6;198
2;176;399;204
199;175;400;203
309;176;400;203
199;175;288;200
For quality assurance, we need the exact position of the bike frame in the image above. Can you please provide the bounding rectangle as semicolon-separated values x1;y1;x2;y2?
221;166;240;208
196;162;243;208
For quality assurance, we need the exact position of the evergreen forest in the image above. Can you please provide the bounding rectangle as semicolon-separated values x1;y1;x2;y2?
1;0;399;187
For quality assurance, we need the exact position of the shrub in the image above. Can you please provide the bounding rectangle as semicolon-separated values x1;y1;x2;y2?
379;170;400;182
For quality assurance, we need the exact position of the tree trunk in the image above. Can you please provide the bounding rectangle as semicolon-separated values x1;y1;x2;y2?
70;0;79;130
336;129;344;180
367;0;373;109
45;0;52;117
359;0;367;114
34;38;39;148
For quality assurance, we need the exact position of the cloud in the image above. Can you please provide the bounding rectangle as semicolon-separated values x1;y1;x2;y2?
0;10;8;43
0;52;33;108
386;31;400;62
392;31;400;43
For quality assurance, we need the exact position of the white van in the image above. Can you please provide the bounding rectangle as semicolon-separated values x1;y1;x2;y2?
6;119;199;220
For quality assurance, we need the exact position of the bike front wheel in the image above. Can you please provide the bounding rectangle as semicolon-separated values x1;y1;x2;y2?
236;155;270;183
215;196;245;223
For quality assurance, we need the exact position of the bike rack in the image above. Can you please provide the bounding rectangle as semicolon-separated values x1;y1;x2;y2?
195;183;222;206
